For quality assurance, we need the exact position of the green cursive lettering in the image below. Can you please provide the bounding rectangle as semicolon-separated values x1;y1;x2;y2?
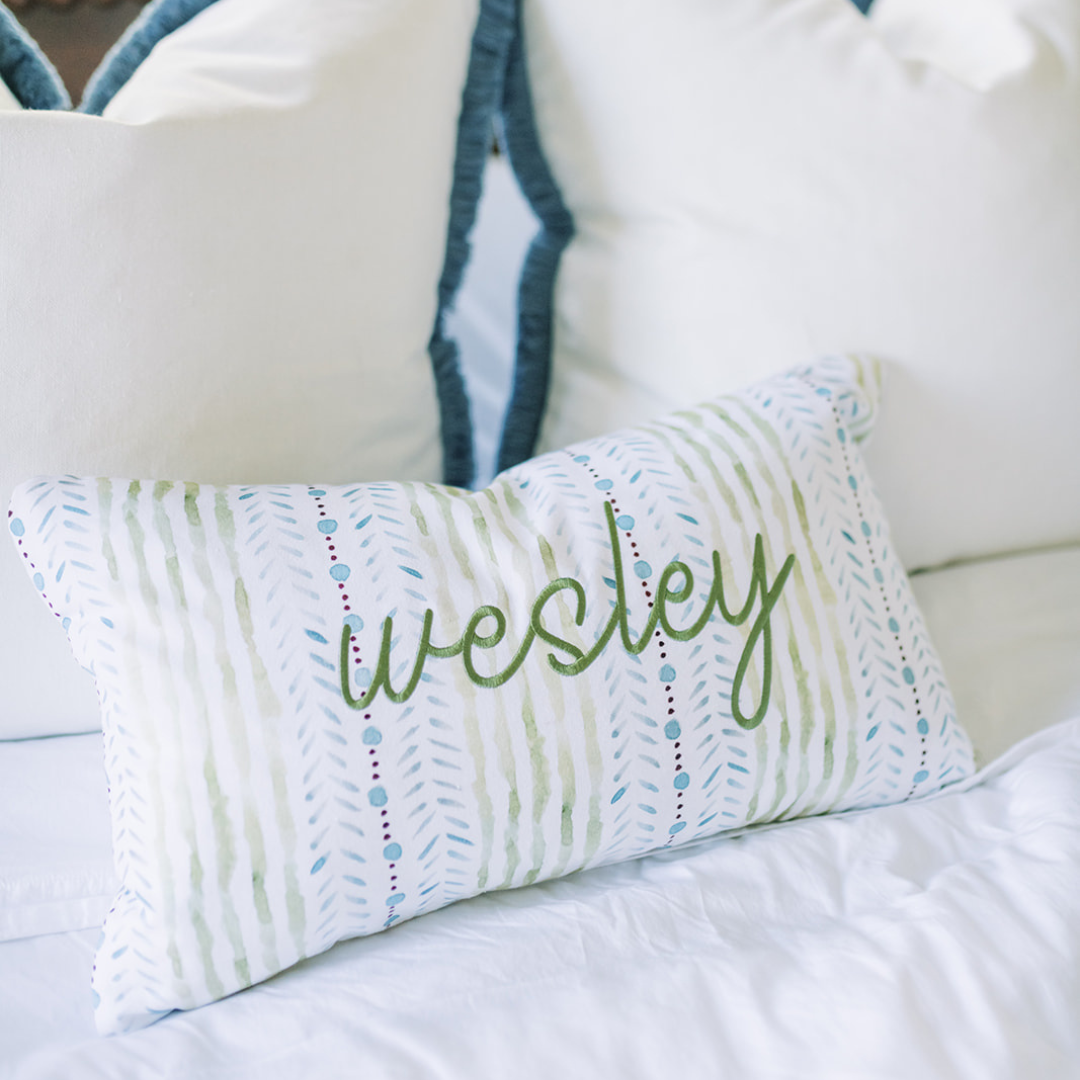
340;503;795;728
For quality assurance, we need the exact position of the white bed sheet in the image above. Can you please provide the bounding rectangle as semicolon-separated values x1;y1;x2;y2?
911;544;1080;766
1;546;1077;1077
2;717;1078;1079
0;734;114;942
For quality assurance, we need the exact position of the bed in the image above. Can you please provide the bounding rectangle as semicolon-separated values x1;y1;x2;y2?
1;0;1079;1077
2;540;1080;1079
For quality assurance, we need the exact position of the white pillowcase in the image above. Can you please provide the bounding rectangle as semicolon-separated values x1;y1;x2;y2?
870;0;1042;90
0;0;485;739
0;75;19;110
912;544;1080;768
0;733;116;942
504;0;1080;571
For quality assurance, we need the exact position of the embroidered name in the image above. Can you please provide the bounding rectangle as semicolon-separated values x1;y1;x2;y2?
340;502;795;730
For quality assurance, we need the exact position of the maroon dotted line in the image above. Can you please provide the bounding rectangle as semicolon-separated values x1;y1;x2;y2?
312;490;353;613
311;488;400;917
363;710;400;901
9;508;62;620
567;454;684;841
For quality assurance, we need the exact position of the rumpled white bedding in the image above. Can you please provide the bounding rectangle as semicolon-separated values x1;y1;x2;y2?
2;538;1078;1077
1;716;1077;1079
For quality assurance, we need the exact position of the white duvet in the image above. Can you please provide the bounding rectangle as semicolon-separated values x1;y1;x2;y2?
2;714;1078;1080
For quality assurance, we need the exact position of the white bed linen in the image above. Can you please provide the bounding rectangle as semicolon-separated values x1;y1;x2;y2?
0;735;114;942
1;546;1077;1076
911;544;1080;766
2;716;1078;1079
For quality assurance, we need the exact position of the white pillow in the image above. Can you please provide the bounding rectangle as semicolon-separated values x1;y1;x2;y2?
499;0;1080;571
911;544;1080;768
0;77;20;110
870;0;1040;90
0;734;116;943
0;0;506;739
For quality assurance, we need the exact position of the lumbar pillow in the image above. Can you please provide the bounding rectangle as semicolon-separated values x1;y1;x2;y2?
497;0;1080;571
0;0;514;738
10;355;974;1034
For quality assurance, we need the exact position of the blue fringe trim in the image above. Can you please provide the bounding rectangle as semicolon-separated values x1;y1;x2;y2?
495;0;876;473
79;0;221;115
430;0;517;488
494;1;573;475
0;4;70;110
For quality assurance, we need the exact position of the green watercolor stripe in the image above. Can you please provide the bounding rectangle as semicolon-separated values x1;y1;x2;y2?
719;398;859;814
536;530;603;873
842;355;881;442
97;477;188;1006
518;686;550;887
830;716;860;814
483;485;553;883
148;482;224;1002
758;634;805;822
201;489;282;972
646;420;781;822
783;630;812;818
743;404;861;811
472;484;566;882
112;479;196;1007
173;483;260;986
496;479;582;879
575;691;604;870
462;490;525;889
753;634;796;824
669;407;830;821
479;490;557;876
419;484;498;892
216;489;307;962
633;422;763;829
709;403;838;818
644;419;746;528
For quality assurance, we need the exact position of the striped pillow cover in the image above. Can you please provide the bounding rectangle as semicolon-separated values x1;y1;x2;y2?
8;355;973;1033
